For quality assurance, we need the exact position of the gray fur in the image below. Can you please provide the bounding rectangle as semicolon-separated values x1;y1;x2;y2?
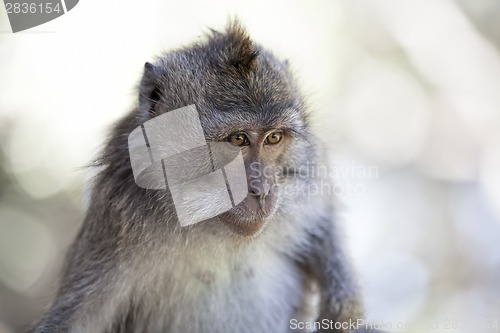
30;20;381;333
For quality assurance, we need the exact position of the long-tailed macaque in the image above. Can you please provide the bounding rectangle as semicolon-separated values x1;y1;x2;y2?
31;21;381;333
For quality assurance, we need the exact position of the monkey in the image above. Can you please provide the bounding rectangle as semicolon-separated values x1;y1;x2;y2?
30;21;383;333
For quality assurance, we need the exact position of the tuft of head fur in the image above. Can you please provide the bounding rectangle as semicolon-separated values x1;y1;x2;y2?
207;20;259;73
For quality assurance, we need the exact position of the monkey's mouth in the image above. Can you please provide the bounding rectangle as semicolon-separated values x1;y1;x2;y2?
217;192;278;237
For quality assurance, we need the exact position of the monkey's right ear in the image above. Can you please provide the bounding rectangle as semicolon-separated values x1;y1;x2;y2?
138;62;162;118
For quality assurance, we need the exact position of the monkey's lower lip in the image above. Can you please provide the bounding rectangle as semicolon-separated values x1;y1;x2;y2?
217;194;277;236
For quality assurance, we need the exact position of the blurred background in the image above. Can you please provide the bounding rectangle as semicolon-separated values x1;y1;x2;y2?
0;0;499;332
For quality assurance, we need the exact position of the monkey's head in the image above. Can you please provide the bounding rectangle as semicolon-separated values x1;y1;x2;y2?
105;21;313;237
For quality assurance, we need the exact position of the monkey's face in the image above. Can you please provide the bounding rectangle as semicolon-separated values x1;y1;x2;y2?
131;34;308;236
216;127;291;237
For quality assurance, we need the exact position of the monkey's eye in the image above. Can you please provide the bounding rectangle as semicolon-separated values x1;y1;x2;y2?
265;130;283;145
228;132;250;146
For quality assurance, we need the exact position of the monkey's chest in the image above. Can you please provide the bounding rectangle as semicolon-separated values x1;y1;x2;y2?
137;245;307;333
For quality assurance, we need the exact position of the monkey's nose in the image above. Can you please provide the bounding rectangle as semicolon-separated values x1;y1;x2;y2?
250;190;267;208
249;179;272;207
249;187;268;197
245;179;276;214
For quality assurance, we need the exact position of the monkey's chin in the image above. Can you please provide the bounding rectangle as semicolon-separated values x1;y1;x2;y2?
217;192;278;236
218;213;268;237
218;202;276;237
